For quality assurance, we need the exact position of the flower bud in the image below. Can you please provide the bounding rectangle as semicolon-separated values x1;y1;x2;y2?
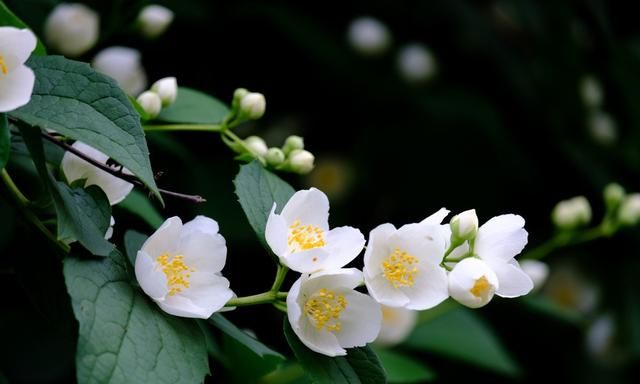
448;258;499;309
587;111;617;146
92;47;147;96
551;196;592;230
44;3;99;57
397;43;437;83
347;17;391;56
265;147;285;166
579;75;603;109
137;5;174;39
282;135;304;155
618;193;640;226
137;91;162;118
288;149;315;174
151;77;178;106
603;183;625;212
239;92;266;120
520;260;549;291
450;209;478;242
244;136;268;157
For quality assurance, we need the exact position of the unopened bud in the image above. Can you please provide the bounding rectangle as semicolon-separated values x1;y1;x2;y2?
603;183;625;212
288;149;315;174
244;136;268;157
551;196;592;230
579;75;603;109
266;148;285;166
282;135;304;155
45;3;99;57
151;77;178;106
618;193;640;226
239;92;266;120
347;17;391;56
137;91;162;118
137;5;174;39
450;209;479;242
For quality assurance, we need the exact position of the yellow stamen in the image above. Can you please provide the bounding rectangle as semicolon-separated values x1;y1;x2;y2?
288;219;326;253
0;55;7;75
382;248;419;288
156;253;195;296
304;288;347;332
470;276;491;298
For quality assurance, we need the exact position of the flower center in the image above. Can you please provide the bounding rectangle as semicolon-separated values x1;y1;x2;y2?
288;219;326;253
470;276;492;298
382;248;418;288
156;253;195;296
0;55;8;76
304;288;347;332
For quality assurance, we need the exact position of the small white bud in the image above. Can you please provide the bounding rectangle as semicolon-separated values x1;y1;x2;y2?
44;3;99;57
137;5;174;39
551;196;592;230
450;209;479;242
151;77;178;106
603;183;625;211
519;260;549;291
347;17;391;56
244;136;268;157
137;91;162;118
93;47;147;96
288;149;315;174
587;111;617;146
618;193;640;226
397;43;437;83
579;75;603;109
239;92;266;120
282;135;304;155
448;258;499;309
265;148;285;166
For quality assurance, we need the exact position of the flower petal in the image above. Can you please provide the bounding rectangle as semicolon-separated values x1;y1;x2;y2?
283;248;330;274
159;273;233;318
135;251;168;300
0;27;37;68
402;262;449;310
420;208;450;225
141;216;182;258
265;203;289;257
322;226;365;270
475;214;528;263
305;268;363;291
298;316;345;356
363;223;396;278
389;222;446;265
489;259;534;298
335;291;382;348
178;216;227;273
365;273;410;307
280;188;329;229
0;65;35;112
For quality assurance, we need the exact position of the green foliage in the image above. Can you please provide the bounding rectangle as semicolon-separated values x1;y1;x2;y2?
10;56;161;201
0;0;46;55
406;308;519;377
124;230;148;267
209;314;284;360
64;252;210;384
119;190;164;230
374;349;435;383
284;319;387;384
234;161;295;248
157;87;229;124
0;114;8;170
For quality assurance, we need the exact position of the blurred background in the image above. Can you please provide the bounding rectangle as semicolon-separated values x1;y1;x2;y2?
1;0;640;383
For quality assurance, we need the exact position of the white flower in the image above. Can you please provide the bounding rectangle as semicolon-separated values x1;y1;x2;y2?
135;216;234;318
150;76;178;106
374;305;417;346
397;44;437;83
244;135;268;157
363;210;450;310
104;216;115;240
137;91;162;118
587;111;617;146
239;92;266;119
551;196;592;229
287;268;381;356
347;17;391;56
473;214;533;298
519;259;549;291
450;209;479;241
92;47;147;96
266;188;365;274
618;193;640;226
580;75;603;109
0;27;36;113
288;149;315;174
137;5;175;39
448;258;499;308
44;3;99;57
61;141;134;205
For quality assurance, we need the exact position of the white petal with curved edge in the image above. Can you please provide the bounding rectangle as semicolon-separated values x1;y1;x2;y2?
305;268;363;292
287;274;306;325
402;263;449;310
177;225;227;273
389;222;446;265
0;65;35;112
283;248;330;274
448;258;498;308
322;226;365;270
420;208;450;225
182;215;219;236
135;251;168;300
298;316;345;356
0;27;37;68
159;273;233;318
376;306;417;346
280;188;330;230
141;216;182;258
265;204;289;257
489;259;534;298
363;223;396;278
335;291;382;348
475;214;528;263
365;274;411;308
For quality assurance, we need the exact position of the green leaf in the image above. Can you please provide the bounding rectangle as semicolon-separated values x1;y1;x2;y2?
10;56;161;202
405;308;519;377
119;189;164;229
19;125;114;255
0;0;47;55
234;161;295;248
209;314;285;360
63;252;210;384
283;319;386;384
157;87;229;124
0;113;9;170
374;349;435;383
124;230;148;267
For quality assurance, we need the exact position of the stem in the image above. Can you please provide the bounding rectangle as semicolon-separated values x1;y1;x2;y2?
1;168;29;206
222;129;266;165
226;291;278;307
143;124;223;132
524;226;607;260
270;264;289;292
